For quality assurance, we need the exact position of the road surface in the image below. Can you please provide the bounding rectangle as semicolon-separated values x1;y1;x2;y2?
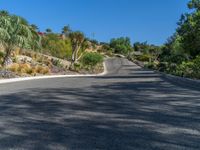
0;58;199;150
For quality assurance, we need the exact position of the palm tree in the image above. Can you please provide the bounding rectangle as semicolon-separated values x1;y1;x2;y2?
0;13;41;66
62;25;71;36
31;24;39;31
0;10;10;17
46;28;52;33
69;31;85;65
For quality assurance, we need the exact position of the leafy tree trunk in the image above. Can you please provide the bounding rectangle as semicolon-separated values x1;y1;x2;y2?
71;44;77;66
3;47;12;67
71;44;81;66
76;53;83;61
69;31;85;68
71;50;76;66
74;46;81;63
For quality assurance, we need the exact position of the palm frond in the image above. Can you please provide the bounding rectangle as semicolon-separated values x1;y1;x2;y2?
0;13;41;53
0;27;10;45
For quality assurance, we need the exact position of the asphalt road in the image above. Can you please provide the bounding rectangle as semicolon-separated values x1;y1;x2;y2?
0;58;200;150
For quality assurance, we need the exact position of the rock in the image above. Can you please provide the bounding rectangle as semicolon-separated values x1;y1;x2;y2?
0;70;17;78
4;57;13;66
17;55;32;63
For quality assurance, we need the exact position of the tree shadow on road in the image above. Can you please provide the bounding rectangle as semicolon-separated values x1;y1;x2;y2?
0;75;199;149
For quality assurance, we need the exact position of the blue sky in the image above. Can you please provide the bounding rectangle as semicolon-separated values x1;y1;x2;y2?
0;0;189;45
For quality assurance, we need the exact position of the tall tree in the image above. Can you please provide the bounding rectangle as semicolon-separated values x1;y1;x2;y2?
62;25;71;36
110;37;132;55
0;10;9;16
31;24;39;31
46;28;52;33
69;31;85;65
176;0;200;57
0;12;41;66
188;0;200;10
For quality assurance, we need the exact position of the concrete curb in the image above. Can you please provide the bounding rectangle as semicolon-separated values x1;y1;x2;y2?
0;62;107;84
131;60;200;90
159;71;200;90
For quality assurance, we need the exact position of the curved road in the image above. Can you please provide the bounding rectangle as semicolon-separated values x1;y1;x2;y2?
0;58;200;150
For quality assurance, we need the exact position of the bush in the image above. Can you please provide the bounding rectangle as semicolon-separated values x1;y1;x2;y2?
74;63;81;71
81;52;103;67
18;64;31;74
145;61;159;70
192;56;200;78
157;62;168;72
9;63;20;72
136;54;151;62
40;67;50;74
8;63;50;75
35;66;43;74
33;65;50;75
175;56;200;79
9;63;32;75
42;35;72;59
175;62;193;77
109;37;132;55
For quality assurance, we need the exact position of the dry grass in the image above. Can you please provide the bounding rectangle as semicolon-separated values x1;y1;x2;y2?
8;63;50;76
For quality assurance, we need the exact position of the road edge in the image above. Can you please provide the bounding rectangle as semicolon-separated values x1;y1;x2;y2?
159;71;200;90
133;60;200;90
0;61;108;84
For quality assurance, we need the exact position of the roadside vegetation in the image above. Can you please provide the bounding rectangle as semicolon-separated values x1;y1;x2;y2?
128;0;200;80
0;0;199;80
0;11;105;78
96;0;200;80
73;52;104;74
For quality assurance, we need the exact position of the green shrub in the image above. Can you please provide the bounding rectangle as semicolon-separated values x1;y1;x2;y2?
157;62;168;72
81;52;103;67
157;62;179;74
42;35;72;59
136;54;151;62
145;61;159;70
192;56;200;78
109;37;132;55
74;63;81;71
175;62;193;77
175;56;200;79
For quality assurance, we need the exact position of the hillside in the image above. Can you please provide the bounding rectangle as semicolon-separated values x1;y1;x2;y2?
0;11;106;78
